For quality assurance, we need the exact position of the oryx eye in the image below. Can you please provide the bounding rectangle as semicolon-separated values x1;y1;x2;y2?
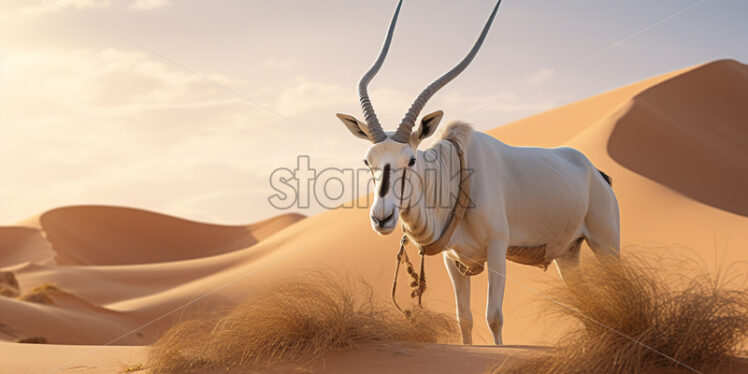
408;157;416;167
363;159;369;167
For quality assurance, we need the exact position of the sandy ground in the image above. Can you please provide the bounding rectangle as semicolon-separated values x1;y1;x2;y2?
0;341;545;374
1;59;746;372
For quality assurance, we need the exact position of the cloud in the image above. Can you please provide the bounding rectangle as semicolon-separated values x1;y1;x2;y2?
18;0;169;15
274;77;352;117
264;59;297;70
52;0;111;8
437;90;560;114
525;68;554;85
130;0;170;10
3;49;244;131
19;0;110;15
0;47;304;223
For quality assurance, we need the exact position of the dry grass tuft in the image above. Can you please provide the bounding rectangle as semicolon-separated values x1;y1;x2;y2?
121;363;145;373
494;254;748;374
0;285;19;297
18;282;66;304
0;271;20;297
148;270;457;373
16;336;48;344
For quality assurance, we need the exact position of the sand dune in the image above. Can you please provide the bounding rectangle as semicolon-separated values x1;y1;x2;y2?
0;207;306;346
33;205;304;265
607;59;748;217
0;227;55;267
1;59;746;372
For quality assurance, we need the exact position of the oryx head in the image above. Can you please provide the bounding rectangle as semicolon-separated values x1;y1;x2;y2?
337;0;502;235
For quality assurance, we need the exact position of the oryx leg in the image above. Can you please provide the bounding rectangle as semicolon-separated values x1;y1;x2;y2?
443;253;473;344
584;217;620;266
584;184;621;262
486;240;507;345
586;231;620;262
555;238;583;286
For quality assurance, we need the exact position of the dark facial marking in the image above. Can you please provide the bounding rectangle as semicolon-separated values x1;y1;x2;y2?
379;163;390;197
400;168;407;206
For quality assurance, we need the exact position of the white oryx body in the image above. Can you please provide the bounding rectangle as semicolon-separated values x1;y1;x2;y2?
336;0;620;345
441;125;619;272
403;123;620;344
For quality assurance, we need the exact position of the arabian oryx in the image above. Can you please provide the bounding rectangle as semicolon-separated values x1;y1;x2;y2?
336;0;620;345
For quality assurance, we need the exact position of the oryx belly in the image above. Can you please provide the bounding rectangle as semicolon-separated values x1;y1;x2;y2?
506;244;551;269
445;249;485;276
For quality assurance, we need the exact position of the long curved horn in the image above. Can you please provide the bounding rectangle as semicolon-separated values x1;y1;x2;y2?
391;0;502;143
358;0;403;143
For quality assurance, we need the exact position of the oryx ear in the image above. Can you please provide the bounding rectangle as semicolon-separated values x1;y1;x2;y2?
336;113;371;141
411;110;444;144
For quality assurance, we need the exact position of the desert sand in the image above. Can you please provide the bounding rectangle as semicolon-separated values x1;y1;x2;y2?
1;59;746;373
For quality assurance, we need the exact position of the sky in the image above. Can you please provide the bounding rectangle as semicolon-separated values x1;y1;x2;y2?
1;0;747;224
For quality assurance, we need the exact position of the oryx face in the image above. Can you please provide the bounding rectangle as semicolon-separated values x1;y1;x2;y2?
336;0;501;235
337;111;443;235
364;139;415;234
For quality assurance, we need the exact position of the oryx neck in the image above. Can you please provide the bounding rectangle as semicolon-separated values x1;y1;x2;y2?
399;140;462;247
